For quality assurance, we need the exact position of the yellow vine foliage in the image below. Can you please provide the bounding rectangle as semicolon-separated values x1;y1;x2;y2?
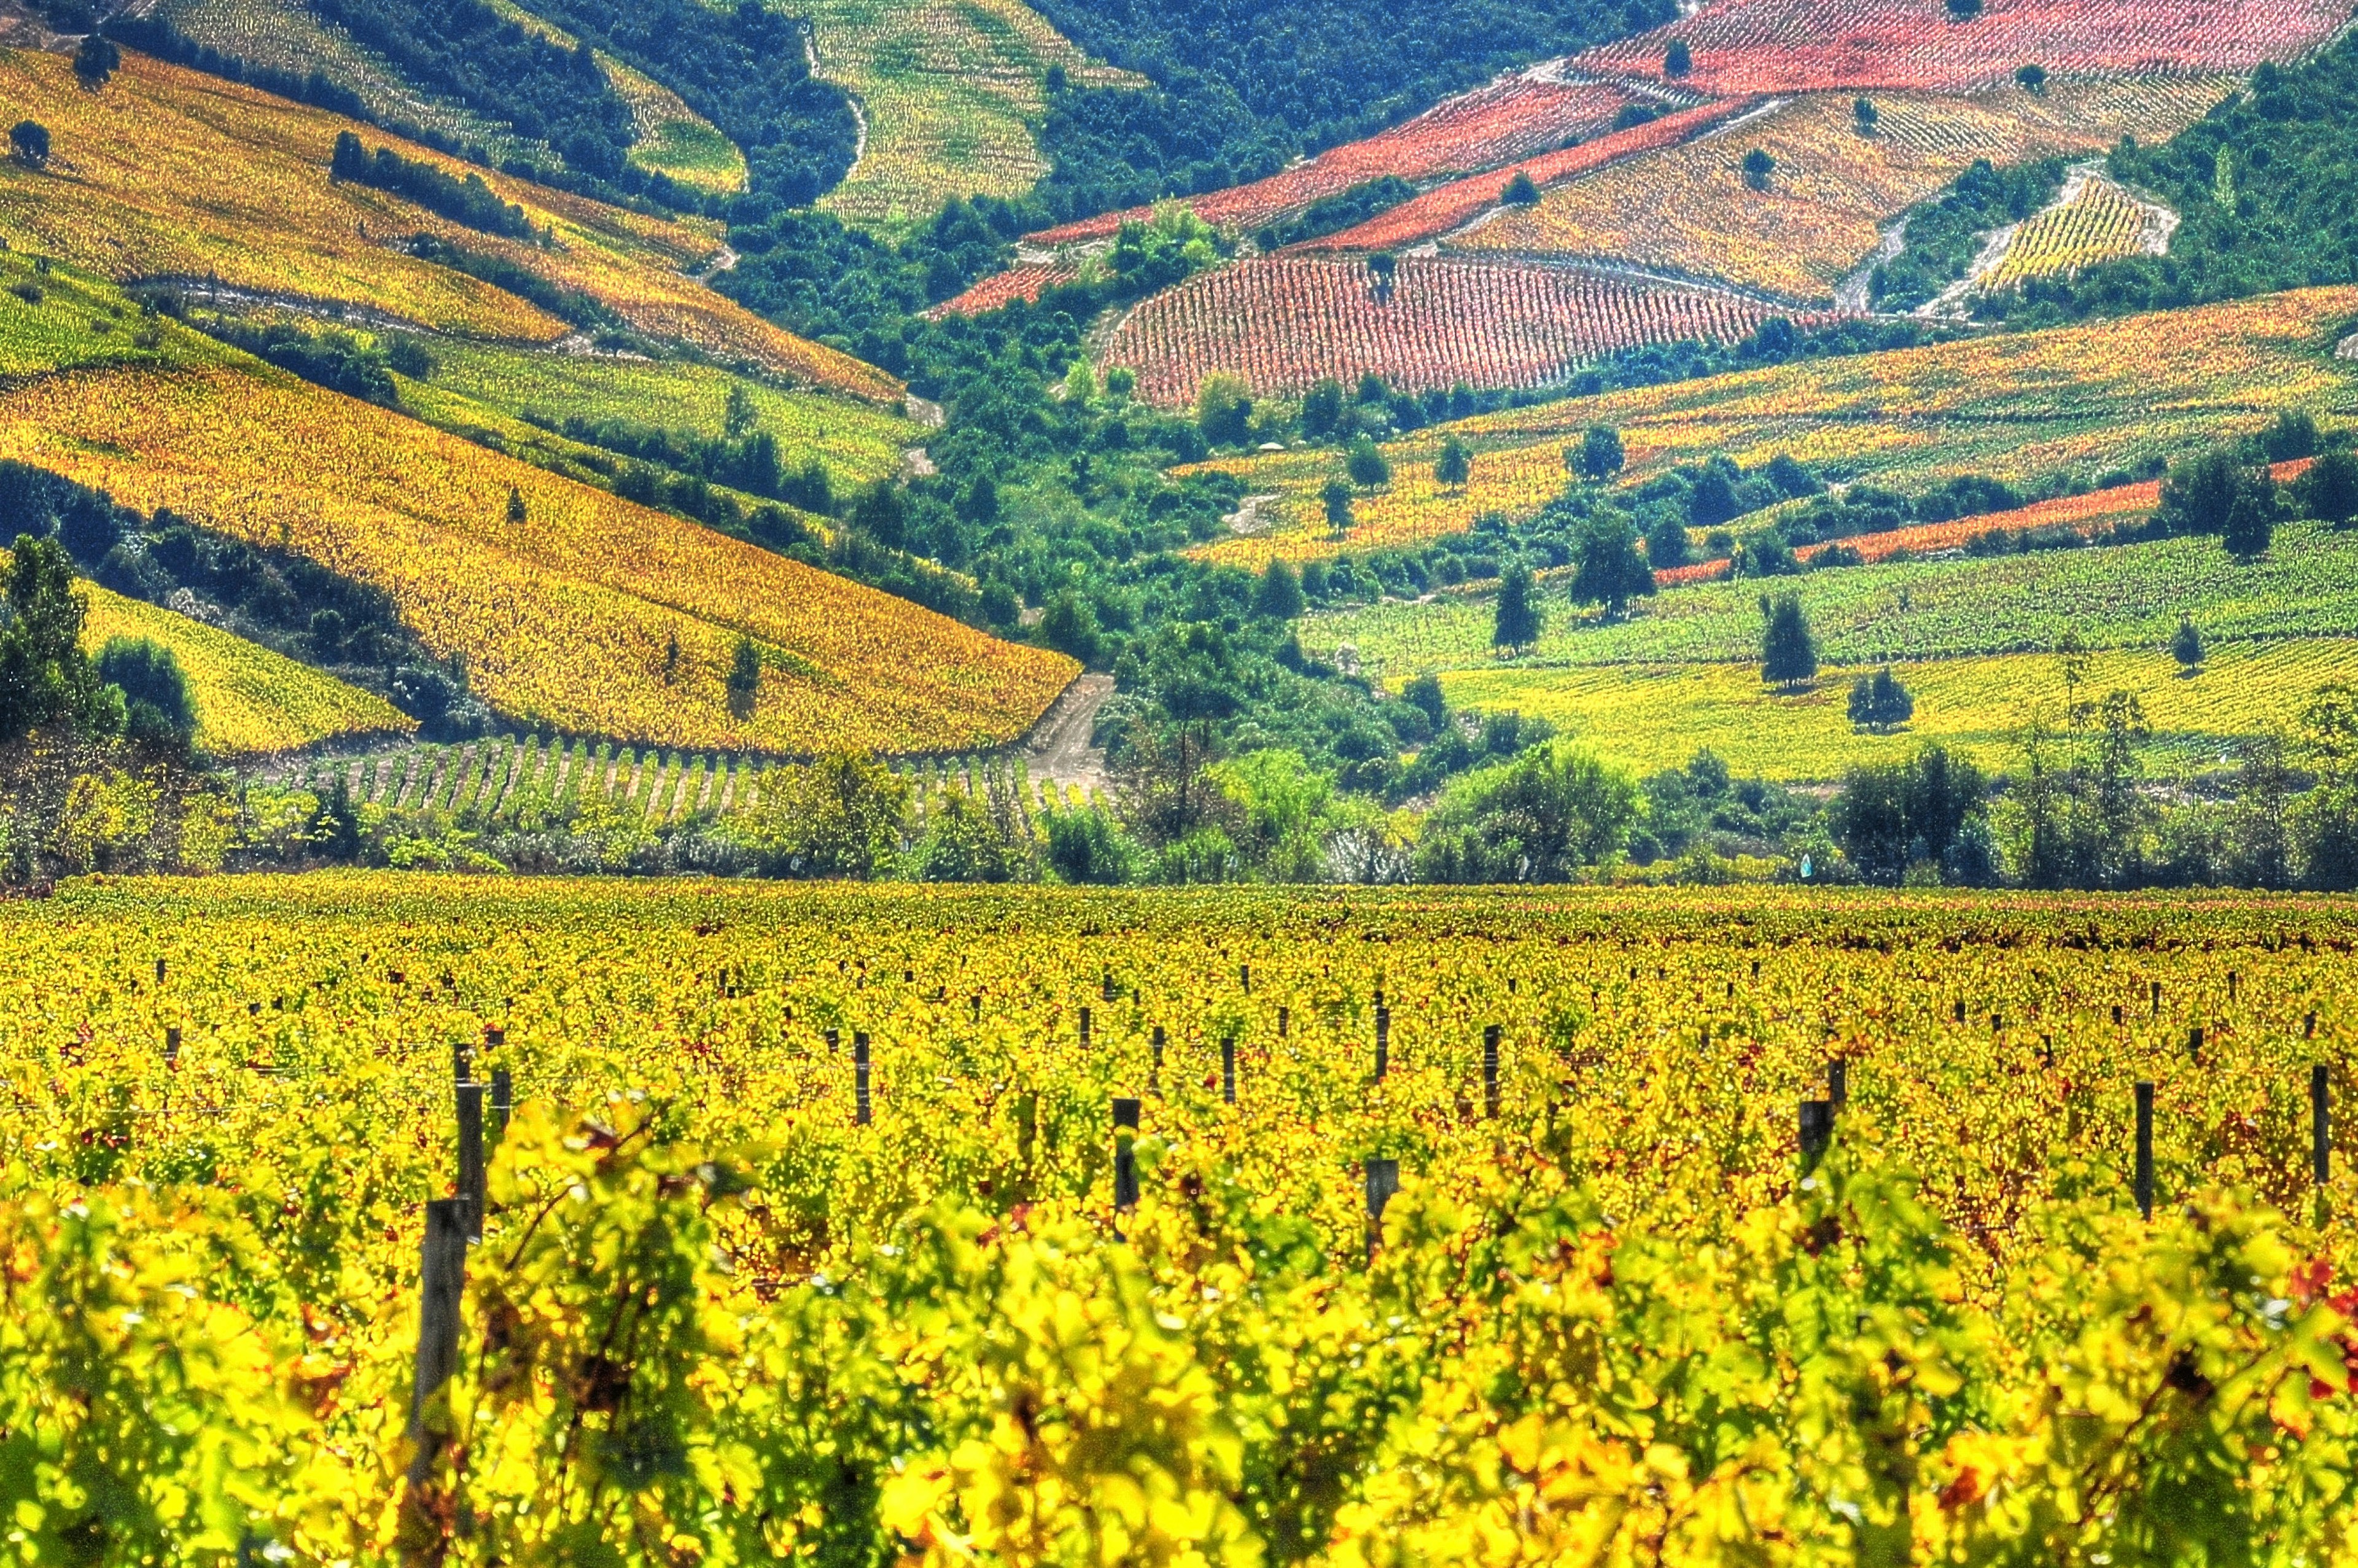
0;362;1076;753
0;879;2352;1564
1448;80;2226;303
1188;286;2358;566
0;48;897;398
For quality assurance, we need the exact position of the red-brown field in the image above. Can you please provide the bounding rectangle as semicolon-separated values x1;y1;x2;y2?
1573;0;2349;93
1025;74;1650;246
1100;255;1821;404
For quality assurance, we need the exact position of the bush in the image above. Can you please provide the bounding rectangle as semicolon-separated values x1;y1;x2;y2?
8;120;49;169
95;637;195;748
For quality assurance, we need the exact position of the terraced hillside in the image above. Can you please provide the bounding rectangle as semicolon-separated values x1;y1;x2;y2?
1186;287;2358;564
957;0;2348;403
0;235;1070;756
0;49;892;395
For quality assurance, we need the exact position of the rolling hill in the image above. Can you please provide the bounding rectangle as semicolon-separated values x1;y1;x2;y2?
1186;286;2358;565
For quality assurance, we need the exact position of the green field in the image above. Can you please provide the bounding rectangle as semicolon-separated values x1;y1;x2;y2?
1439;638;2358;780
1313;524;2358;678
402;338;918;488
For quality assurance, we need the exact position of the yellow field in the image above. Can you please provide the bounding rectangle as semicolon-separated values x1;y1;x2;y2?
804;0;1140;238
1187;287;2358;566
77;586;416;755
1439;638;2358;780
1448;80;2225;303
149;0;527;157
4;543;413;754
0;49;893;397
0;359;1075;753
1982;171;2167;289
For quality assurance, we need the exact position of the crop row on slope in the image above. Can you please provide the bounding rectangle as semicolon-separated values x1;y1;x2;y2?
1185;287;2358;566
1026;73;1651;246
1449;80;2227;303
0;50;895;398
395;338;917;487
801;0;1140;239
1571;0;2352;95
1980;170;2172;289
925;258;1084;318
1295;98;1757;254
1102;254;1818;405
1436;637;2358;780
1314;518;2358;680
0;360;1074;754
149;0;532;158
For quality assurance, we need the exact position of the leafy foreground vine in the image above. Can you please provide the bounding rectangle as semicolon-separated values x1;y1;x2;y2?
0;879;2356;1564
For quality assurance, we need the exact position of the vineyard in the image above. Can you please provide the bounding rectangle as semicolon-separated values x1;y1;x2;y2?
0;360;1076;753
1434;637;2358;779
0;50;895;398
1294;98;1757;255
395;338;917;490
1315;519;2358;678
1100;255;1813;405
1447;81;2227;303
802;0;1138;239
1025;72;1653;246
1979;168;2176;291
265;737;1103;826
1570;0;2351;94
149;0;532;160
925;257;1081;319
1;877;2354;1563
1189;286;2358;565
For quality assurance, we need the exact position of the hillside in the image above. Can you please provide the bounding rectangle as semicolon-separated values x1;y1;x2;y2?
1186;286;2358;564
0;48;895;396
954;0;2349;405
75;572;415;755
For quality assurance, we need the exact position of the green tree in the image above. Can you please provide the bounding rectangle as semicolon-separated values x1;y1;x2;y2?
1829;745;1987;883
2222;478;2276;557
73;33;120;91
1573;424;1624;480
1206;748;1342;882
1644;512;1691;569
506;486;528;526
1321;479;1355;537
915;787;1027;882
1664;39;1692;76
1741;148;1776;190
1568;513;1654;613
1853;97;1878;133
2014;63;2047;91
1847;666;1914;732
0;534;117;744
1414;743;1640;882
1300;377;1345;439
723;382;757;440
1501;171;1540;204
734;752;909;877
1040;591;1102;665
1345;438;1391;489
1044;804;1136;884
2171;616;2205;672
1493;562;1542;653
1196;373;1253;448
1759;592;1817;689
1946;0;1982;18
8;120;48;169
95;638;195;750
1252;559;1305;619
725;637;761;721
1434;435;1473;487
2295;448;2358;523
